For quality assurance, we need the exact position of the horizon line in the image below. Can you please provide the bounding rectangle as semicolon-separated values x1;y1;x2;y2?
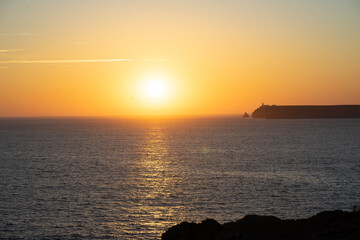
0;113;245;119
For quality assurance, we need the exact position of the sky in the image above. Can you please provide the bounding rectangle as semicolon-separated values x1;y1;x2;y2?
1;0;359;117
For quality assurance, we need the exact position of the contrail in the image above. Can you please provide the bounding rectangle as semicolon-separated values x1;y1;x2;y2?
0;49;22;53
0;58;168;64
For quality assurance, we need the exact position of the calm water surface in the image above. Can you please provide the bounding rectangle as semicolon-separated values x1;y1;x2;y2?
1;117;360;239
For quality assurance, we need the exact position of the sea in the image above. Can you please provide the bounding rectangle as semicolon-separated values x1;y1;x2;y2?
1;117;359;239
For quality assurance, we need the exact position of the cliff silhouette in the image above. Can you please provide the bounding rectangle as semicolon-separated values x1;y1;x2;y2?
252;104;360;119
162;210;360;240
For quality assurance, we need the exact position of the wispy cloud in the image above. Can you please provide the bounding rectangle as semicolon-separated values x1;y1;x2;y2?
0;49;22;53
0;58;168;64
141;58;169;62
0;59;134;63
0;66;9;69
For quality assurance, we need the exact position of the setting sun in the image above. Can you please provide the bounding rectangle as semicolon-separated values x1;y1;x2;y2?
145;79;167;99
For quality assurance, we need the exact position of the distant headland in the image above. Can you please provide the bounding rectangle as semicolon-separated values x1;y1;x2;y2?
252;104;360;119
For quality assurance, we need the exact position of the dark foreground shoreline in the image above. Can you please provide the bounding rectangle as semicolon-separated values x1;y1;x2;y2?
162;210;360;240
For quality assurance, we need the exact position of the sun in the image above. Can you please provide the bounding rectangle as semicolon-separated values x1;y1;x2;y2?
134;73;175;109
145;78;167;99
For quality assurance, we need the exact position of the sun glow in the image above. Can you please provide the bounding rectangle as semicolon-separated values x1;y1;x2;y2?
146;79;167;99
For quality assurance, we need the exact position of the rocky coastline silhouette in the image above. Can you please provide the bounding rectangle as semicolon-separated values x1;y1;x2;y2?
162;210;360;240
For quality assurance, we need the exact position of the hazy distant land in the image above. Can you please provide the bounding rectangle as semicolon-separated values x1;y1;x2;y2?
252;104;360;119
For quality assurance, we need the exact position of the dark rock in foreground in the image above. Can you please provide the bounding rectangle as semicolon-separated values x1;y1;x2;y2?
162;210;360;240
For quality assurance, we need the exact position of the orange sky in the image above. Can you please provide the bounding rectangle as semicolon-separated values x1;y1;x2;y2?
1;0;360;117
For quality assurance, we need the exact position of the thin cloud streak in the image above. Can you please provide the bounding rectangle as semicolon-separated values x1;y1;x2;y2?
0;49;22;53
0;66;9;69
0;58;168;64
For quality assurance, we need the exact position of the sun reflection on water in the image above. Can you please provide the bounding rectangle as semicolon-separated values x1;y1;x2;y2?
121;124;186;238
141;126;171;198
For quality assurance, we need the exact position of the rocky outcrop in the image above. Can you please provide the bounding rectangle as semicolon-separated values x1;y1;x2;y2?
162;210;360;240
251;105;360;119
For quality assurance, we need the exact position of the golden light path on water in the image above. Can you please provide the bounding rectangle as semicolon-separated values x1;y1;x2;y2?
112;123;186;238
136;125;184;236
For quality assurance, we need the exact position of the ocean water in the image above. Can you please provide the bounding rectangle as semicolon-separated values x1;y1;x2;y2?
1;117;360;239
